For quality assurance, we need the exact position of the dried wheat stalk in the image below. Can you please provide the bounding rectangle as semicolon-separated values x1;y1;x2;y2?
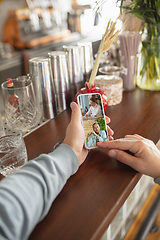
88;19;120;88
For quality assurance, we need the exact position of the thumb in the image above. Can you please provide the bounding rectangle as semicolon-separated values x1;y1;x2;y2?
70;102;81;124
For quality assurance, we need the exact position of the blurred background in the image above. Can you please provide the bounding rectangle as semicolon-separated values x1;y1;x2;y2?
0;0;121;112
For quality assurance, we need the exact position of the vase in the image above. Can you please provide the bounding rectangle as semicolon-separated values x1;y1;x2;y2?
136;23;160;91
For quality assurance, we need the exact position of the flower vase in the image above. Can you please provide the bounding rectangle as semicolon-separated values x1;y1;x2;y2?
136;24;160;91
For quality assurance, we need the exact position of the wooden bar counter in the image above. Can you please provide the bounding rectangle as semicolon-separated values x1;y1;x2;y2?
24;87;160;240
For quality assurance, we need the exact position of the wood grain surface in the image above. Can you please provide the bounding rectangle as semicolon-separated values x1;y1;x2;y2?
3;87;160;240
26;87;160;240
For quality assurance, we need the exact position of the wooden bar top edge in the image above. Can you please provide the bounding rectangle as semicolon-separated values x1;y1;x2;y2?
91;173;142;240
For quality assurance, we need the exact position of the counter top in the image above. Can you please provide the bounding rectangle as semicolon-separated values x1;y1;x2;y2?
24;87;160;240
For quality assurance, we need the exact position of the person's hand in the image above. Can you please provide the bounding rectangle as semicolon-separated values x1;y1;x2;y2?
105;116;114;140
87;132;93;138
97;134;160;178
91;130;97;137
63;102;88;166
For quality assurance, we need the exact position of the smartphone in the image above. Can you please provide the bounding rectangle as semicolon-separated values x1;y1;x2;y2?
77;93;109;149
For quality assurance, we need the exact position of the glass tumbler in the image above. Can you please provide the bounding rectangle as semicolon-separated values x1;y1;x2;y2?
120;55;137;91
0;112;5;137
1;78;38;132
0;129;28;177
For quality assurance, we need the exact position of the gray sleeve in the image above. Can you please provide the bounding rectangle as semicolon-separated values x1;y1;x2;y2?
154;177;160;185
0;143;79;240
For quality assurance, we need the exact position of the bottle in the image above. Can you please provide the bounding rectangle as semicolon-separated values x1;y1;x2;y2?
6;78;20;114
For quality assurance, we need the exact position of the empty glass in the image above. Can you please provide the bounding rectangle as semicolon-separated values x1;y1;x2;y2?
0;112;5;137
0;129;28;177
1;78;38;132
120;55;137;91
77;41;93;83
48;51;70;114
63;45;83;99
29;57;57;119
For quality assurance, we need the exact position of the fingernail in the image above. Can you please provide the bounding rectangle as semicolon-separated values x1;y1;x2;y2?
70;102;76;109
108;150;116;158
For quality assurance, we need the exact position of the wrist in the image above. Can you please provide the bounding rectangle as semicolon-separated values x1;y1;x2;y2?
50;141;63;152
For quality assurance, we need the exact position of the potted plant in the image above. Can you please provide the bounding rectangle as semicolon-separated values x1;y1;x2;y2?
96;0;160;91
119;0;160;90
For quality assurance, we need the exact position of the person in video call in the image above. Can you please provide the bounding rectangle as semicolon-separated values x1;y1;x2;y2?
85;97;102;118
86;122;108;148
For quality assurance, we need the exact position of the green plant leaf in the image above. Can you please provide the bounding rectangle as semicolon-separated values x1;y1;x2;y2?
156;1;160;16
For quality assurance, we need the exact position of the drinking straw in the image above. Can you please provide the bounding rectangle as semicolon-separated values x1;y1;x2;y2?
119;31;141;56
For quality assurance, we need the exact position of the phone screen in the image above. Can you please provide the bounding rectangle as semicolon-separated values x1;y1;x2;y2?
77;93;109;149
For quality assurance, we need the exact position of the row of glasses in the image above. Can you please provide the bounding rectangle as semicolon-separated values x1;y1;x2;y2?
0;77;37;177
1;42;93;134
29;41;94;118
0;41;94;177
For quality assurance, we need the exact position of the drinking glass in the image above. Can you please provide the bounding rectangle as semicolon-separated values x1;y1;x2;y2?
1;78;38;132
48;51;70;114
0;129;28;177
77;42;93;83
0;112;5;137
29;57;57;119
63;45;83;99
120;55;137;90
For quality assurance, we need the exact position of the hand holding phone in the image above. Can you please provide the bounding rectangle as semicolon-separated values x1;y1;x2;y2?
77;93;109;149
